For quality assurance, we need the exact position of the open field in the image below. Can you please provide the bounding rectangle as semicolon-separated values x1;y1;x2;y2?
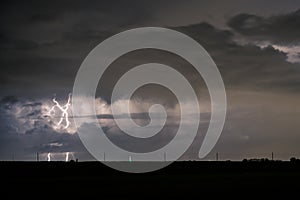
1;161;300;198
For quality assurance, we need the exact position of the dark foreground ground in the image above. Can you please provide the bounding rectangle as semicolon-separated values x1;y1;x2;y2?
1;161;300;198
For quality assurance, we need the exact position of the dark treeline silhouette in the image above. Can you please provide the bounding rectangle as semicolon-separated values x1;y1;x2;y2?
290;157;300;162
242;157;300;162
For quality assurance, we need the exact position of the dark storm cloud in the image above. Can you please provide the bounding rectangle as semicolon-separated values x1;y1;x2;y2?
0;32;40;50
214;44;300;91
175;22;300;93
24;130;85;154
228;9;300;44
0;95;18;105
97;20;300;105
0;0;157;98
0;96;92;160
0;126;91;160
1;1;300;161
0;0;155;42
1;0;300;98
174;23;234;49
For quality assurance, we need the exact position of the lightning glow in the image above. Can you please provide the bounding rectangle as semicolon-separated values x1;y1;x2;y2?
65;152;69;162
47;153;51;161
48;93;71;129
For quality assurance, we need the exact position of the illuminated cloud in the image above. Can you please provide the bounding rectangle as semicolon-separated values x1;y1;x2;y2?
228;9;300;63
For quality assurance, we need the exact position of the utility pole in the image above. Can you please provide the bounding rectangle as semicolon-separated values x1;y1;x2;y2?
103;152;106;162
216;152;219;161
37;152;39;162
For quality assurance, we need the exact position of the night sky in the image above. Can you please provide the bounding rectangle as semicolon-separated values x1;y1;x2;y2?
1;0;300;161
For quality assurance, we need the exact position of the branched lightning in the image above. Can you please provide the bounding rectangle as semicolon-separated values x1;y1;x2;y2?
48;93;72;129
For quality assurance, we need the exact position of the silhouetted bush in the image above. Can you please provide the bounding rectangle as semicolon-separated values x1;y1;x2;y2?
290;157;300;162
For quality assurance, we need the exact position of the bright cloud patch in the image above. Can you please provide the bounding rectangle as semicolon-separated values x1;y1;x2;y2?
272;45;300;63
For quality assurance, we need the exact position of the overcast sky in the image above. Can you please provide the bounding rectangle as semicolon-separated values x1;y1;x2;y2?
1;0;300;161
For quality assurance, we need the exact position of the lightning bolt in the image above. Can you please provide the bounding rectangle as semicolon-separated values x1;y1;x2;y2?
65;152;69;162
48;93;71;129
47;153;51;161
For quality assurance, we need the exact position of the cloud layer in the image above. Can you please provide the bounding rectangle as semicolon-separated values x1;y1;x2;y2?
0;1;300;161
